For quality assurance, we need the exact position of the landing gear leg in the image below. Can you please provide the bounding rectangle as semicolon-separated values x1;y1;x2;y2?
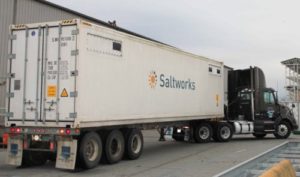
159;128;165;141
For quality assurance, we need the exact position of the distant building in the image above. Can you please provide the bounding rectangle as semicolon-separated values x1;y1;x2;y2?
281;57;300;131
0;0;155;125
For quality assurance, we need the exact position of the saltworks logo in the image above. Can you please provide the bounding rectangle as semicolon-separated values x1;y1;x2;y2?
148;71;196;90
148;71;157;88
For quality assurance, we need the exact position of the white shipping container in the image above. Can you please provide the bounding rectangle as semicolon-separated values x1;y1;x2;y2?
6;19;224;129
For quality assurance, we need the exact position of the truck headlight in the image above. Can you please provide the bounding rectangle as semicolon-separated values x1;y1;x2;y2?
32;135;42;141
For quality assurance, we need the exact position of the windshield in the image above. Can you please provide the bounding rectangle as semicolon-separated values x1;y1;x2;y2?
264;91;275;104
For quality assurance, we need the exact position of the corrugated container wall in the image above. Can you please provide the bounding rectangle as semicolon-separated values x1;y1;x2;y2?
0;0;14;125
0;0;80;125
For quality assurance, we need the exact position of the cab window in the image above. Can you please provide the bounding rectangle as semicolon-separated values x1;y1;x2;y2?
264;92;275;104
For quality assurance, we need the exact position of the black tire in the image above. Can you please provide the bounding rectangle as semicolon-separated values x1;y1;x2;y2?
213;123;233;142
104;130;125;164
253;133;267;139
78;132;102;169
194;123;212;143
172;127;185;141
125;129;143;160
274;121;292;139
22;151;48;166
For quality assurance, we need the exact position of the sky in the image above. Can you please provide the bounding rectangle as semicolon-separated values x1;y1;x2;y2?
48;0;300;100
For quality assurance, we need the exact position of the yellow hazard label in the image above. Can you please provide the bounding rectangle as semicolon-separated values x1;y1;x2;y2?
61;88;68;97
47;85;56;97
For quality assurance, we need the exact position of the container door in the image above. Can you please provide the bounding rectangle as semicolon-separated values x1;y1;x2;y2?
8;24;77;123
41;25;77;122
8;28;43;121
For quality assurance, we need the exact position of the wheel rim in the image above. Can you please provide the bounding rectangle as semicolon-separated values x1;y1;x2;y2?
131;134;142;154
220;126;231;139
278;124;288;136
199;126;210;140
111;138;121;156
85;139;99;161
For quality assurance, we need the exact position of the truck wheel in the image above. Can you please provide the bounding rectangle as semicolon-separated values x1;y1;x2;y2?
105;130;125;164
274;122;291;139
22;151;48;166
213;123;233;142
172;127;184;141
79;132;102;169
125;129;143;160
194;123;212;143
253;133;267;139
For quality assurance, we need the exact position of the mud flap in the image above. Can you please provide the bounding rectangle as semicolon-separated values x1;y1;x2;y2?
55;138;77;170
6;136;23;166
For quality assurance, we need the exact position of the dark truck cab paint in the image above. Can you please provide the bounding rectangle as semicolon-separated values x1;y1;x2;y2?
227;66;298;137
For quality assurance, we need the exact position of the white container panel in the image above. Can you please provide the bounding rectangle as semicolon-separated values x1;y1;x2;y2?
42;25;77;122
75;22;224;126
9;28;42;121
7;19;224;128
7;21;77;126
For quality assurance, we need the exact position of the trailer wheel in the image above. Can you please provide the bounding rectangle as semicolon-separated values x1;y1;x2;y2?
125;129;143;160
213;123;233;142
274;122;291;139
253;133;267;139
79;132;102;169
22;151;48;166
105;130;125;164
194;123;212;143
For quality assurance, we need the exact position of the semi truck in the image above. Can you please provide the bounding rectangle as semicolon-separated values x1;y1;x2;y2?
4;19;298;170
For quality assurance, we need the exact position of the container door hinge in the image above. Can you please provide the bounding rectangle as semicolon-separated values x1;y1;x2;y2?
71;29;79;35
9;34;17;40
8;54;16;60
71;50;79;56
7;92;14;98
7;73;15;78
69;112;77;118
70;70;78;77
70;91;78;97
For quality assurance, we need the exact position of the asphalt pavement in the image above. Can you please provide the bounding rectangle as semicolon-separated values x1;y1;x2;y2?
0;130;299;177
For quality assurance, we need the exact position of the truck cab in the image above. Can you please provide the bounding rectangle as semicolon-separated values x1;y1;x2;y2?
226;67;298;138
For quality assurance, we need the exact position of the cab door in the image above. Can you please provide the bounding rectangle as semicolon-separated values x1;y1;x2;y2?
262;91;277;119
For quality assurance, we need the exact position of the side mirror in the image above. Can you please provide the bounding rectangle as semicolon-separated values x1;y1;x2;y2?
292;104;295;108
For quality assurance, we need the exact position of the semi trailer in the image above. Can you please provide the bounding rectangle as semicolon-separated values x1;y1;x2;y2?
4;19;297;170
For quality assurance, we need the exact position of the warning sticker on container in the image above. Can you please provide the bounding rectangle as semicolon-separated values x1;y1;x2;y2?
61;88;68;97
47;85;57;97
216;94;219;107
